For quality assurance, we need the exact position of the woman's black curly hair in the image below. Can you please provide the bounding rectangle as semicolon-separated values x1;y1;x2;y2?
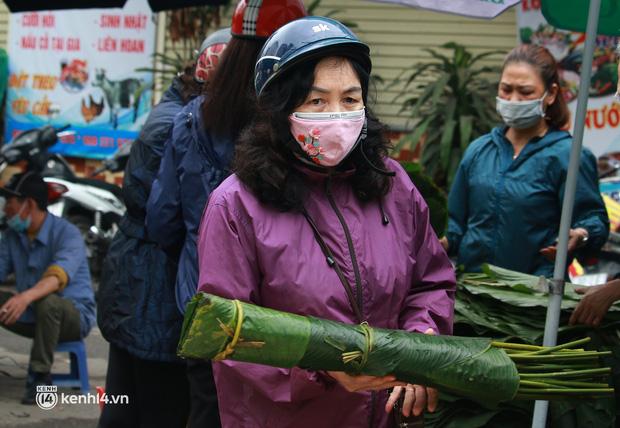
234;56;393;212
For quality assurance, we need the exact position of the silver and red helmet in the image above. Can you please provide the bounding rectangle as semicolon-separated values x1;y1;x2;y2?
194;27;231;83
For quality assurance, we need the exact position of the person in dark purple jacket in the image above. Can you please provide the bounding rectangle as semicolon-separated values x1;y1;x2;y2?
196;17;456;428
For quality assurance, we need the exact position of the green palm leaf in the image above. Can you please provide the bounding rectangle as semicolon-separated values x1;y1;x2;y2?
395;116;433;152
459;115;474;152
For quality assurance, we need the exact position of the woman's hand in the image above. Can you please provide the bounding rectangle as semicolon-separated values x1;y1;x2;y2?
539;228;589;261
570;280;620;327
385;384;438;417
384;327;438;417
326;371;406;392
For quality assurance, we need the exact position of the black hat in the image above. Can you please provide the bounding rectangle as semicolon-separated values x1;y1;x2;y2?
0;172;48;208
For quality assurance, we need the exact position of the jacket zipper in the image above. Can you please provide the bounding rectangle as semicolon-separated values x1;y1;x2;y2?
324;176;365;320
492;143;512;263
302;209;364;322
325;176;375;428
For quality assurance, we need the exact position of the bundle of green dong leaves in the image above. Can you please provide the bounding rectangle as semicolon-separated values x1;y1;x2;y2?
178;288;614;411
427;264;620;428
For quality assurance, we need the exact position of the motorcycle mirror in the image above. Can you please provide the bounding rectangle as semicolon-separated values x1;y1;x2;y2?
39;126;58;148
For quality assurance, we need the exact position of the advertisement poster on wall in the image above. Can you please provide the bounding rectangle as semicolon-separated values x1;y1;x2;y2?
518;0;619;157
5;0;156;159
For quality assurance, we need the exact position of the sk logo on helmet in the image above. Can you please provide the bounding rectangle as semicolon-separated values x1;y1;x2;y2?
312;24;330;33
36;385;58;410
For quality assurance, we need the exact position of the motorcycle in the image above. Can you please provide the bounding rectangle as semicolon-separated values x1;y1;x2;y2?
0;125;125;283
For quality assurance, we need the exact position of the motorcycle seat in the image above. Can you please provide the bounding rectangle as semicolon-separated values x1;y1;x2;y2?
72;177;123;200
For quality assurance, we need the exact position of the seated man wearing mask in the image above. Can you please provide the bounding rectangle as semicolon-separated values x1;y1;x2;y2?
0;172;95;405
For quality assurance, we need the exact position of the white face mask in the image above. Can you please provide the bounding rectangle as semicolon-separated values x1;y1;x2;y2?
496;91;547;129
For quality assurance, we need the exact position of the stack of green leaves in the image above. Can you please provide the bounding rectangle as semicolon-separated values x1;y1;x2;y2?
178;292;613;409
425;265;620;428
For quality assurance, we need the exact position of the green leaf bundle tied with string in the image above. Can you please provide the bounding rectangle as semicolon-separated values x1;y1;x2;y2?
178;293;613;405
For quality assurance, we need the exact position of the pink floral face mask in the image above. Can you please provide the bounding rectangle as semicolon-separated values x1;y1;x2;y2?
289;109;365;167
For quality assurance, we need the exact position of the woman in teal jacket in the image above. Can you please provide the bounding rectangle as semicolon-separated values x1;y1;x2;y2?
444;44;609;277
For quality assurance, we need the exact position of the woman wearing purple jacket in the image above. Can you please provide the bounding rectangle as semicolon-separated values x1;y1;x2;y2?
196;17;456;428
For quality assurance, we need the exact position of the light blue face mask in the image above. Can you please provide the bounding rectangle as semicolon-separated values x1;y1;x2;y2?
7;202;31;233
495;91;547;129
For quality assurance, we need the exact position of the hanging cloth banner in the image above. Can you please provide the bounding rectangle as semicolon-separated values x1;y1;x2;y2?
364;0;520;19
518;1;620;156
5;0;156;159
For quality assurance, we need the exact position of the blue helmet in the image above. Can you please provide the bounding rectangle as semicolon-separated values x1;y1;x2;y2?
254;16;371;97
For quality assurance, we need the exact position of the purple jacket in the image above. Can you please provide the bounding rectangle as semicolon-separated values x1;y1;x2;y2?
197;158;456;428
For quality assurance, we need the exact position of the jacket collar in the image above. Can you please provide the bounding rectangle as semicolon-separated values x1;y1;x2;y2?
162;77;184;103
491;125;571;166
17;212;51;247
491;125;570;149
291;152;356;183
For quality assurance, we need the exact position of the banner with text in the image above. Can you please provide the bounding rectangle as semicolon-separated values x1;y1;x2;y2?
518;0;619;157
5;0;156;159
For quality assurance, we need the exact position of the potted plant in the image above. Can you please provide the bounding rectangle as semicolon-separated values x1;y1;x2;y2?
393;42;503;188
